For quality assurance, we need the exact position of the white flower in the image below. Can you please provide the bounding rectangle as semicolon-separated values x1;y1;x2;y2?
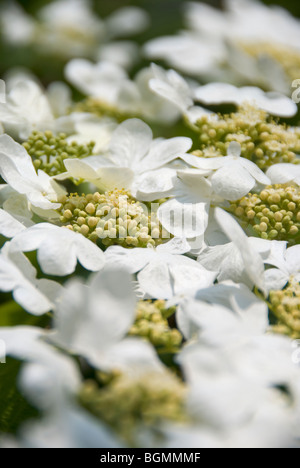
0;186;35;228
10;223;105;276
0;79;55;139
16;405;122;448
0;2;35;46
65;60;180;123
197;236;274;288
0;243;62;315
183;141;270;201
214;207;266;293
178;337;297;442
65;59;128;104
177;282;268;345
36;0;105;58
145;29;225;77
194;82;297;118
156;169;214;239
263;243;300;292
0;134;63;210
66;117;117;153
105;238;217;300
266;163;300;186
0;208;27;237
148;64;211;123
51;267;163;374
57;118;192;194
149;64;297;119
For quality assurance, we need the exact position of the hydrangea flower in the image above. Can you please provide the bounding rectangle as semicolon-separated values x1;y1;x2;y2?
105;238;217;300
0;134;64;210
0;243;62;315
10;223;105;276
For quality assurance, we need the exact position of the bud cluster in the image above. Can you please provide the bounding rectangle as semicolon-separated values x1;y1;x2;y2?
58;189;168;248
192;105;300;170
270;281;300;339
79;371;188;444
23;130;95;176
230;184;300;243
240;41;300;83
129;300;182;352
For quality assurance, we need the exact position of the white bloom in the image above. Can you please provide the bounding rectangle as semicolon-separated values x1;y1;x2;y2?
10;223;105;276
0;79;55;139
57;118;192;194
105;238;217;300
183;141;270;201
145;30;225;77
36;0;105;58
0;243;62;315
65;60;180;123
177;282;268;345
145;0;300;94
194;82;297;118
66;117;117;153
178;338;296;443
156;169;214;239
0;2;35;46
149;64;297;119
0;134;63;210
263;244;300;292
0;186;35;228
17;405;122;448
266;163;300;186
51;268;163;374
148;64;211;123
0;208;27;237
65;59;128;104
197;236;273;288
214;207;266;293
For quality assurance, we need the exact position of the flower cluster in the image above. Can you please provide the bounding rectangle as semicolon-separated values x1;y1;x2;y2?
129;300;181;352
230;184;300;243
192;105;300;170
80;371;188;445
23;130;95;176
270;281;300;338
57;189;166;247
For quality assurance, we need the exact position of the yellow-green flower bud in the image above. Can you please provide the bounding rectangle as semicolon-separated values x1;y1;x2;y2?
58;189;167;248
23;130;95;176
230;184;300;245
128;300;181;352
79;371;188;445
270;281;300;339
192;104;300;171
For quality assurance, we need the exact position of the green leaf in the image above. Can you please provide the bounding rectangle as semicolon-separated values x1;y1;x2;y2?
0;358;40;434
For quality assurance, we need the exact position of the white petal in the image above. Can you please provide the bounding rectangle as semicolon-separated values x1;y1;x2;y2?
0;209;26;237
137;260;173;299
266;164;300;185
211;162;255;200
105;245;153;273
109;118;152;168
214;208;266;293
139;136;192;173
264;269;289;293
157;198;210;238
134;168;176;201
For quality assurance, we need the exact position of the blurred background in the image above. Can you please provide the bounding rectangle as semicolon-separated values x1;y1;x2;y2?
1;0;300;84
